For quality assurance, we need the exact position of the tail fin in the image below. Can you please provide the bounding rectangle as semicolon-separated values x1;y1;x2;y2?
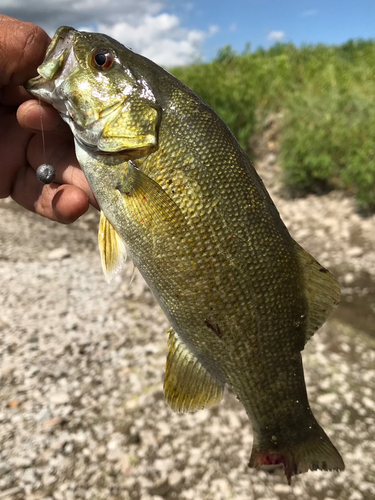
249;429;344;484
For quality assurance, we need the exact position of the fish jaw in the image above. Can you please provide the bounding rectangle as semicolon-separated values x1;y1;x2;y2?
26;35;89;152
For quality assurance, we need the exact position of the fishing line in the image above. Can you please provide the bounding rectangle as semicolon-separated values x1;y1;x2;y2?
36;98;56;185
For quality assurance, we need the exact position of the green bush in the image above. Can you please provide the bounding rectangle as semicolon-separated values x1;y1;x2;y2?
343;140;375;209
171;39;375;209
173;54;257;150
281;92;375;207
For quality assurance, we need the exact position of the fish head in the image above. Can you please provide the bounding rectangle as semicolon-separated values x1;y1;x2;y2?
26;26;160;155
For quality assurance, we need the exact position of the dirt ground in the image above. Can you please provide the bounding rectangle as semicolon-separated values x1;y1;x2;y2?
1;119;375;500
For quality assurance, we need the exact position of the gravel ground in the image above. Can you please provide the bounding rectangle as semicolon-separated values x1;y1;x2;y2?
1;127;375;500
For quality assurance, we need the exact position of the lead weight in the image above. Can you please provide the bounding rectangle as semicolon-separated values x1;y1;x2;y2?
36;164;56;184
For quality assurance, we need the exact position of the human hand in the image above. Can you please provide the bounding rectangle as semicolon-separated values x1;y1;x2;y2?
0;15;97;223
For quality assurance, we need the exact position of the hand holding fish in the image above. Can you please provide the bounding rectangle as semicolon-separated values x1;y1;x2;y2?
0;15;96;223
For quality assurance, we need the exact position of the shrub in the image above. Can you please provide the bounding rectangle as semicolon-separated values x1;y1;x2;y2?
172;39;375;208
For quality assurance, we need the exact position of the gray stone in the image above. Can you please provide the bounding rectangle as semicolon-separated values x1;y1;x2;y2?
0;462;10;478
49;391;70;405
47;247;71;260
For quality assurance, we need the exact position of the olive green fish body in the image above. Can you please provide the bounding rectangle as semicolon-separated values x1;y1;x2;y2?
27;27;344;483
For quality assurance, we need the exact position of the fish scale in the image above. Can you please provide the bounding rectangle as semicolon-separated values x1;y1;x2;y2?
26;26;344;484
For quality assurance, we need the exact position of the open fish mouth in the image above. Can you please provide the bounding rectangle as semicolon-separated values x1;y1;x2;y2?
25;28;78;118
26;27;76;95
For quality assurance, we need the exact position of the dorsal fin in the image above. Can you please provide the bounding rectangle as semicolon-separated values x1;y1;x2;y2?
164;328;225;413
295;242;341;344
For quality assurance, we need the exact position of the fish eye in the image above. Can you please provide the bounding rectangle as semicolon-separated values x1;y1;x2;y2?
92;50;114;70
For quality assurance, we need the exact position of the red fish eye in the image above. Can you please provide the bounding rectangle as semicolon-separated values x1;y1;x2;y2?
92;50;114;70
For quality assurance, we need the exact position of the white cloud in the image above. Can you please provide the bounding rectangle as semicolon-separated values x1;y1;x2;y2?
267;30;285;42
301;9;318;17
97;13;214;67
229;23;237;32
2;0;216;67
209;25;219;36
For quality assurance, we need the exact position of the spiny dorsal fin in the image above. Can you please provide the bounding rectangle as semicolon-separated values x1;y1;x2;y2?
98;211;127;283
295;242;340;344
164;328;224;413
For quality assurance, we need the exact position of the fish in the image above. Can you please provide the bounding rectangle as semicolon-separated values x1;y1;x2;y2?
26;26;344;483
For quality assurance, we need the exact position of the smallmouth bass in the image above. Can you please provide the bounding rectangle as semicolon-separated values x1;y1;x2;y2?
27;27;344;483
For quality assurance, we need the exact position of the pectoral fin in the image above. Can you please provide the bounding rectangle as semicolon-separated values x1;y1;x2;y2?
164;328;224;413
119;161;183;227
98;211;127;283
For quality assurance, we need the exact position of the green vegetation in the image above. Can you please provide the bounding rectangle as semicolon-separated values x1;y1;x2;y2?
172;40;375;209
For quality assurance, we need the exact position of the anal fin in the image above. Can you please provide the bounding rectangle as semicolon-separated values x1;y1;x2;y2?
164;328;224;413
98;211;127;283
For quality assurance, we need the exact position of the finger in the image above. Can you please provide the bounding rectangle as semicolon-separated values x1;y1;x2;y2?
17;99;66;133
11;164;90;223
51;184;91;224
0;16;50;86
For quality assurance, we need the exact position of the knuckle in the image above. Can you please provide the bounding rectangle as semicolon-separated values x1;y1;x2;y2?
18;24;48;73
0;20;49;85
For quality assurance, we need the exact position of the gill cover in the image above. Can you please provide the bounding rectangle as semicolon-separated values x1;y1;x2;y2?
99;96;160;152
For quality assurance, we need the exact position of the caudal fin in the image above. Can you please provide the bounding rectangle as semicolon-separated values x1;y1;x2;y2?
249;430;345;484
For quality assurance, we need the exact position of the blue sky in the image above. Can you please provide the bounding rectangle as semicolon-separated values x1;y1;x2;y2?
171;0;375;60
4;0;375;66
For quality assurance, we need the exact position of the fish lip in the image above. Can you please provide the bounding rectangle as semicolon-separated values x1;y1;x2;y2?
24;76;59;109
45;26;76;61
24;75;53;100
25;26;77;98
24;76;42;92
39;26;76;80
